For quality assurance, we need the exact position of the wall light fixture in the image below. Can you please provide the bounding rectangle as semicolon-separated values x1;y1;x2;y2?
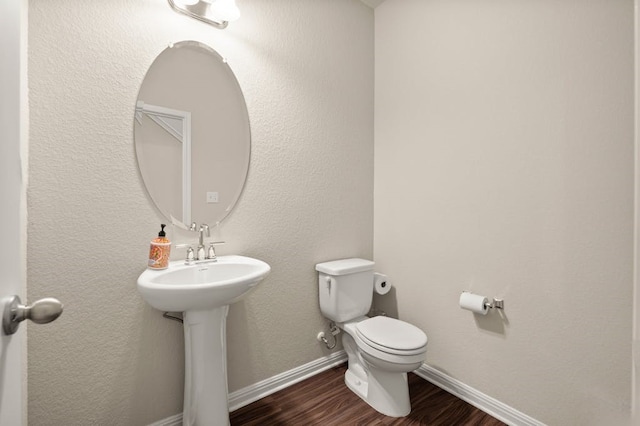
168;0;240;29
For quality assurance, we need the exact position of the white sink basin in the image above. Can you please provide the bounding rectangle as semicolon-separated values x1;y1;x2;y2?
137;255;271;312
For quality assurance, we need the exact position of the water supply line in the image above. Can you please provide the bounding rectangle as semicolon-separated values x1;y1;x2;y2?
317;321;340;349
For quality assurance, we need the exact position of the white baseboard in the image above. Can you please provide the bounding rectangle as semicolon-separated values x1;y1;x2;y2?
415;364;546;426
150;353;544;426
148;412;182;426
148;351;348;426
228;350;348;411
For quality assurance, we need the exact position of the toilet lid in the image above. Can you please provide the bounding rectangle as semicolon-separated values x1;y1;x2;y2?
356;316;427;354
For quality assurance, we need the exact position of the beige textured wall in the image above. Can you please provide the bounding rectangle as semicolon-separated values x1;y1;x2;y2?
374;1;633;425
27;1;373;424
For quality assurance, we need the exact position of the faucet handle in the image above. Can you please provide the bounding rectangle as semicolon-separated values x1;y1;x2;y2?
176;244;195;262
186;247;195;262
205;241;226;260
206;243;217;260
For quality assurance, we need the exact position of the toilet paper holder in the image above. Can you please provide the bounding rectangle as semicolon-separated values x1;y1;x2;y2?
484;298;504;310
459;291;504;315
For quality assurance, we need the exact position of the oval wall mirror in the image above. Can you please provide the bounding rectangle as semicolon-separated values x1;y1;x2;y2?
134;40;250;228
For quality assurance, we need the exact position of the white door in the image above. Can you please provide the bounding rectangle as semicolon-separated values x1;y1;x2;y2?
0;1;26;424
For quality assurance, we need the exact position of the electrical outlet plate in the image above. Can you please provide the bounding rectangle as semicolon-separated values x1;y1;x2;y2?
206;192;219;203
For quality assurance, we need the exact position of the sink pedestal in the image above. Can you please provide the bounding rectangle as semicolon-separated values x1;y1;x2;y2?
136;256;271;425
183;306;230;426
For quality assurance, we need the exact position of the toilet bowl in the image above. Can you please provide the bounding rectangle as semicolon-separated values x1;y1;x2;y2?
316;258;428;417
340;316;427;417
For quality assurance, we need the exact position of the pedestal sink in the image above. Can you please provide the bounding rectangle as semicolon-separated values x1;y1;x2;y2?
137;255;271;426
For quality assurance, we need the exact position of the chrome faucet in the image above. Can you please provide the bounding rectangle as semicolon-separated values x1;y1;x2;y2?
181;222;224;265
197;224;210;260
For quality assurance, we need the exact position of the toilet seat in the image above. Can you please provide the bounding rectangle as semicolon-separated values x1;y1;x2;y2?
356;316;427;356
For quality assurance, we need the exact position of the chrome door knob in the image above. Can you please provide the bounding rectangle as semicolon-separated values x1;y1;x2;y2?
2;295;63;335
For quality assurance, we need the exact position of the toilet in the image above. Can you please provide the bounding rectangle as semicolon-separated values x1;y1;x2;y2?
316;258;428;417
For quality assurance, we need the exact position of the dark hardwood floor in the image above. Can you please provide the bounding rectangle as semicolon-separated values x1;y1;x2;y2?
230;364;506;425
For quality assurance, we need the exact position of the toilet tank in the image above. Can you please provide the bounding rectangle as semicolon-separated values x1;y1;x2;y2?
316;258;375;323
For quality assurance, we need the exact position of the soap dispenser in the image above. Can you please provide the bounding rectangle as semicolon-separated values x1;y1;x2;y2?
148;224;171;269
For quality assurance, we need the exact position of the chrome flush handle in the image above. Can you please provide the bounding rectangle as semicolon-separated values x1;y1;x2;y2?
2;295;63;335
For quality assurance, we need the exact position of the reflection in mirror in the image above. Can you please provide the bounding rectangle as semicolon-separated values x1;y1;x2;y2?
135;41;250;228
135;102;192;223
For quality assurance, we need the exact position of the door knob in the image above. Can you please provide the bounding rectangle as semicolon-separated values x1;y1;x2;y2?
2;295;63;335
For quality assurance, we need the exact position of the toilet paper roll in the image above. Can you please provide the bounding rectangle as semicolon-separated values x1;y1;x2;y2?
374;273;391;295
459;292;489;315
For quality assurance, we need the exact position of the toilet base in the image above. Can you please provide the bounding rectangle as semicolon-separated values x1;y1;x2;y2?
345;368;368;400
345;364;411;417
341;330;413;418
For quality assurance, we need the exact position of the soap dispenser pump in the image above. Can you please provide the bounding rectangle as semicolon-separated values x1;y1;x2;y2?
148;224;171;269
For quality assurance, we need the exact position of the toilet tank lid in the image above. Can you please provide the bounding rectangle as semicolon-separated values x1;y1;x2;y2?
315;258;375;275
